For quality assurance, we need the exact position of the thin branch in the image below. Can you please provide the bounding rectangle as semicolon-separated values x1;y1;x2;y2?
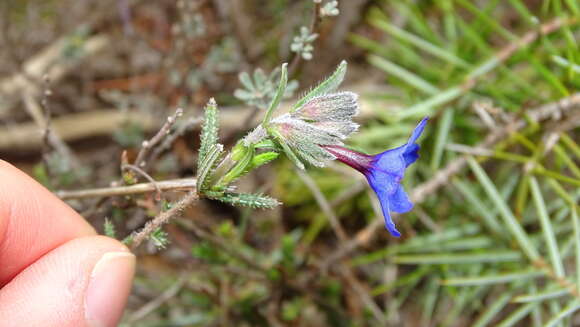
148;116;202;164
130;190;199;250
56;178;197;200
287;2;321;77
21;90;80;168
121;164;162;200
134;108;183;168
296;168;348;241
127;273;188;323
338;266;387;325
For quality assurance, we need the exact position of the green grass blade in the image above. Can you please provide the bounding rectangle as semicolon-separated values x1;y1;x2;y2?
573;206;580;295
496;303;537;327
560;133;580;158
430;108;453;170
442;269;543;286
368;55;440;95
453;179;504;234
467;157;540;261
399;86;462;119
530;177;565;277
513;287;569;303
545;300;580;327
369;14;469;68
393;251;522;265
472;293;511;327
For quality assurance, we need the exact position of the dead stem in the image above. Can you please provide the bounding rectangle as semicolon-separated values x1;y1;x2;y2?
134;108;183;169
56;178;197;200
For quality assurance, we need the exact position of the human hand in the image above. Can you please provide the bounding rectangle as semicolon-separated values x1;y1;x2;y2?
0;160;135;327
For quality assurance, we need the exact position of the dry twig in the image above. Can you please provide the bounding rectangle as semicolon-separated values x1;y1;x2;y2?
130;190;199;250
133;108;183;169
56;178;197;200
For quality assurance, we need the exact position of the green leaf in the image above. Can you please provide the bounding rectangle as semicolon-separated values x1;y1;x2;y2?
291;60;347;112
151;228;169;249
103;218;116;238
545;300;580;327
529;177;565;277
496;303;537;327
198;98;220;164
262;63;288;126
369;11;469;68
442;269;543;286
196;143;224;191
430;108;453;170
573;206;580;295
269;127;304;169
217;145;255;186
393;251;522;264
211;192;281;209
251;151;279;168
368;55;440;95
513;286;569;303
472;293;511;327
467;157;540;261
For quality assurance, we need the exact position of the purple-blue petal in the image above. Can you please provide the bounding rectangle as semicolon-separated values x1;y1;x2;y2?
388;184;413;213
406;117;429;147
364;117;428;236
367;172;401;237
368;174;401;237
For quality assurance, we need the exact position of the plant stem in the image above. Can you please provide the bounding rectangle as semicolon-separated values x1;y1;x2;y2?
56;178;197;200
130;190;199;250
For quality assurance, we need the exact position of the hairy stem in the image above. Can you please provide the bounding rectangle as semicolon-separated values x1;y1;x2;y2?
130;190;199;250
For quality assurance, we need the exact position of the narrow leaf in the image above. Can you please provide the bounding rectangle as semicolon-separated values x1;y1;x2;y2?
496;303;537;327
262;63;287;125
196;144;224;191
514;287;569;303
270;128;304;169
212;192;281;209
442;269;543;286
467;157;540;261
573;206;580;295
291;60;347;112
368;55;440;95
198;98;219;164
393;251;522;265
529;177;565;277
545;300;580;327
430;108;453;170
472;293;511;327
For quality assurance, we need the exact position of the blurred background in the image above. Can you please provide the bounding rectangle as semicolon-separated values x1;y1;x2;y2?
1;0;579;326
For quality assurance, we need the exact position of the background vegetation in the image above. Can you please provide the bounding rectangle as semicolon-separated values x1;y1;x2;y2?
1;0;579;326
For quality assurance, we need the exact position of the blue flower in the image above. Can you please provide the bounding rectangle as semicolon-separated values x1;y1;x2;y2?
323;117;428;237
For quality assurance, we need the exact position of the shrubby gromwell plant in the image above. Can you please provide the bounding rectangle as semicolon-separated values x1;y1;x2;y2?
195;60;428;236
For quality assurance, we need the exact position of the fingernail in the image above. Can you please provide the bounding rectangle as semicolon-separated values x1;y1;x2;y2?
85;252;136;327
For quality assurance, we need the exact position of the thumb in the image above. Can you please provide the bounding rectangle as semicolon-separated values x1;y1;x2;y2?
0;235;135;327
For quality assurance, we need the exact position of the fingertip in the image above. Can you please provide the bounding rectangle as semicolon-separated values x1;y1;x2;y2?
0;236;135;327
0;161;96;285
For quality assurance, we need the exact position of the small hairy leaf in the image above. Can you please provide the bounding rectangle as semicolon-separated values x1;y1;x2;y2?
212;192;281;209
198;98;219;165
270;127;305;169
251;151;279;167
103;218;116;238
196;143;224;191
262;63;288;125
291;60;347;112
